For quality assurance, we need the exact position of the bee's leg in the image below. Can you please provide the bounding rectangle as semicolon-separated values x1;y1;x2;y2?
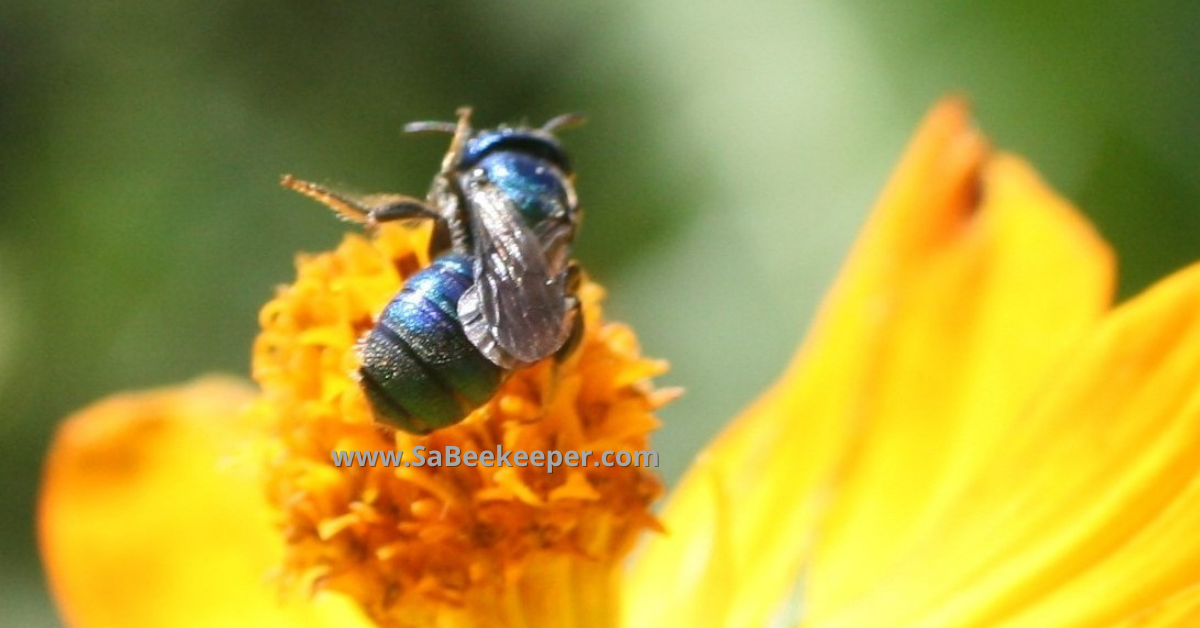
403;107;473;178
280;176;453;257
439;107;473;174
281;175;387;223
424;178;470;256
555;297;585;362
360;195;441;225
365;195;452;256
555;262;585;362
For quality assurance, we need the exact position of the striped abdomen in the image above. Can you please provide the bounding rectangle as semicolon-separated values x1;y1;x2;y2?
358;253;504;434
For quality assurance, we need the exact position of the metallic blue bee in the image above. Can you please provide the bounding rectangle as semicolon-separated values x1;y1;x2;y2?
282;108;584;434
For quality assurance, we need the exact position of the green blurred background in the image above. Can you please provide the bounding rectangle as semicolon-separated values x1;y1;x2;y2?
2;0;1197;625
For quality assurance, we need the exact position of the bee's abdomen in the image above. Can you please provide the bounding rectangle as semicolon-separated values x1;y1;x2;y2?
358;253;504;434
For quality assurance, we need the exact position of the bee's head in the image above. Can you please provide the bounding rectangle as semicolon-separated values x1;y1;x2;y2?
459;127;574;175
406;110;584;177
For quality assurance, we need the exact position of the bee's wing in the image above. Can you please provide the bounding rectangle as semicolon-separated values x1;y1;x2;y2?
457;185;569;367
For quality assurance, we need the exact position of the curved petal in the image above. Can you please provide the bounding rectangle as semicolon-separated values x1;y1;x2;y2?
624;99;1115;628
1106;585;1200;628
815;262;1200;628
38;377;371;628
805;151;1117;619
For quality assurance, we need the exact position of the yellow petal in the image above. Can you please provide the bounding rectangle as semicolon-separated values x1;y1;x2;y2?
38;377;371;628
814;262;1200;628
1106;585;1200;628
624;99;1115;628
806;150;1117;618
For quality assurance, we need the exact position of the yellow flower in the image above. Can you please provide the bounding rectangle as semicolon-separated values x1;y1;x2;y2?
38;99;1200;628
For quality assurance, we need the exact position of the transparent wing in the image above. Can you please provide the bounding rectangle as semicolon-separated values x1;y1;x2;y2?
457;185;569;366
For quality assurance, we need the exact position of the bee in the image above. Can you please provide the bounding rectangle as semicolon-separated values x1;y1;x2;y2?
282;108;585;434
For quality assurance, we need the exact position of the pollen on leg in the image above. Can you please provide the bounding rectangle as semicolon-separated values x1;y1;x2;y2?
251;222;668;628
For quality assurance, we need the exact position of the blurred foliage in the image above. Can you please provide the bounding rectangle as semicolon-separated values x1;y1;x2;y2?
2;0;1197;625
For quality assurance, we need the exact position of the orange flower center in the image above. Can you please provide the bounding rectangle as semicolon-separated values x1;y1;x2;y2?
250;223;671;627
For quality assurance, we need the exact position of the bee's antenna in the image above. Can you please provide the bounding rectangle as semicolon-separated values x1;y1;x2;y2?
403;121;458;134
403;108;474;177
542;112;587;133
